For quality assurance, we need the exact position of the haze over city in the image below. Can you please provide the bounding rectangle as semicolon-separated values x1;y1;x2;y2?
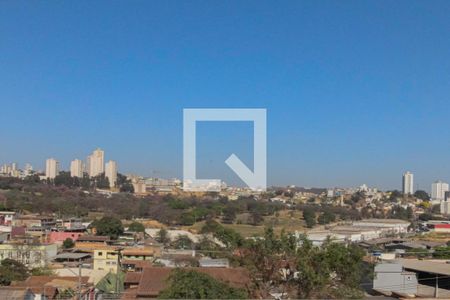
1;1;450;190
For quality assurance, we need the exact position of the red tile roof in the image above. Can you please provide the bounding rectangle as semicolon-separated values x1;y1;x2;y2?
13;276;90;298
122;259;152;269
135;267;250;297
124;272;143;284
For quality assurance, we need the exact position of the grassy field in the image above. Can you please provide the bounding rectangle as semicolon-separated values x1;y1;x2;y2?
188;209;306;237
413;232;450;242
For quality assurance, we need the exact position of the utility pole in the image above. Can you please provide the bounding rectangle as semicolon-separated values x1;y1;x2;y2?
115;248;122;296
434;274;439;298
78;258;82;300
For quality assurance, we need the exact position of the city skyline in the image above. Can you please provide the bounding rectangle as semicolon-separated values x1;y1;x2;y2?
1;2;450;190
2;153;449;193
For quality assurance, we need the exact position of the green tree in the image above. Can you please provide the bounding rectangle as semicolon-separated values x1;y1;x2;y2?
81;173;91;190
117;173;134;193
92;216;124;239
240;228;365;299
168;198;190;210
196;236;222;259
158;269;248;299
249;211;264;226
179;212;196;226
389;190;402;202
419;213;433;221
172;235;194;249
128;221;145;232
432;246;450;259
93;173;110;189
318;211;336;225
0;259;29;286
200;220;243;249
54;171;77;187
63;237;75;249
303;207;316;228
222;207;237;224
157;228;170;245
414;190;430;201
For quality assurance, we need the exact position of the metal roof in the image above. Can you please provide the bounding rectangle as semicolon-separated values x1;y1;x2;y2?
397;259;450;276
54;252;91;260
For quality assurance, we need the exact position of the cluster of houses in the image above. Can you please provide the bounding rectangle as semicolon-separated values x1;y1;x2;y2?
1;210;450;299
0;211;249;299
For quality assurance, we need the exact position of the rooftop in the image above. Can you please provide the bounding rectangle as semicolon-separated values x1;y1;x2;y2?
397;259;450;276
53;252;92;260
135;267;250;297
356;219;410;224
77;235;110;242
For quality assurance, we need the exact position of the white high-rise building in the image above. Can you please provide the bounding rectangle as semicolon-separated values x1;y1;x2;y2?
45;158;59;179
431;180;449;201
402;171;414;195
70;159;84;178
87;148;104;177
105;160;117;188
441;193;450;215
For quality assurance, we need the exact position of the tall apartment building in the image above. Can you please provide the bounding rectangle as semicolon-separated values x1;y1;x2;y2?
87;148;104;177
402;171;414;195
431;180;449;201
45;158;59;179
105;160;117;188
70;159;84;178
441;192;450;215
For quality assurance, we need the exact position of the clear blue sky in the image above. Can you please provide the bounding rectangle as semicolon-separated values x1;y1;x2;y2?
1;1;450;191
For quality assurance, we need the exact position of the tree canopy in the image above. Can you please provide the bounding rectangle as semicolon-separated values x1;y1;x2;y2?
240;227;365;299
128;221;145;232
414;190;430;201
63;237;75;249
92;216;124;239
0;259;29;286
158;269;248;299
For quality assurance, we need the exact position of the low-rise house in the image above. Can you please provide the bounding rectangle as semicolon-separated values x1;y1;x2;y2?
0;243;57;268
48;231;84;244
0;211;16;225
12;276;95;300
124;272;142;290
122;247;158;261
75;235;111;252
13;215;56;230
53;252;92;267
122;259;152;272
124;267;251;298
56;218;83;230
93;247;120;273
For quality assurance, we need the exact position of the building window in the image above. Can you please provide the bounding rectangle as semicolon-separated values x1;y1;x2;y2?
98;252;103;256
